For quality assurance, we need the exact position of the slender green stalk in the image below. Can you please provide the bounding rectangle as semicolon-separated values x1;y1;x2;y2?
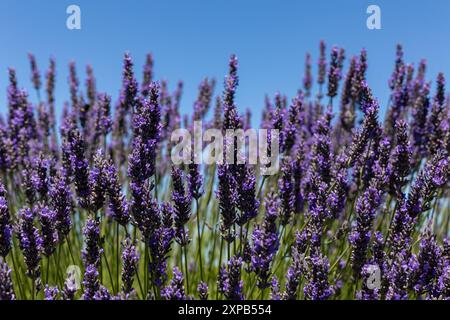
195;198;204;281
183;245;190;295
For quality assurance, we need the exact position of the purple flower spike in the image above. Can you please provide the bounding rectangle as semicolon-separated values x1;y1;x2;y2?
0;259;15;300
49;171;73;241
122;237;140;295
0;184;12;257
303;251;332;300
38;205;58;257
82;264;100;300
82;216;103;267
44;285;59;300
161;267;186;300
28;53;41;92
251;191;279;289
171;166;191;246
218;256;244;300
17;207;42;278
197;281;208;300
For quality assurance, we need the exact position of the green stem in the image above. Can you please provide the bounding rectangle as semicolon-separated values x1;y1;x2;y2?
195;198;204;281
183;245;190;295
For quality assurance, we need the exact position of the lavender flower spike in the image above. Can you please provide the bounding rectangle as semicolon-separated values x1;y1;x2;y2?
161;267;186;300
17;207;42;278
0;183;12;257
122;237;140;295
0;259;15;300
38;205;58;257
171;166;191;246
251;191;280;289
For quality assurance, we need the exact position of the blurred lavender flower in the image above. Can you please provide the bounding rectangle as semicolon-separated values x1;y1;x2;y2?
141;53;154;97
303;53;313;97
68;61;79;110
0;184;12;257
317;40;327;98
28;53;41;94
45;58;56;130
0;259;15;300
327;47;343;99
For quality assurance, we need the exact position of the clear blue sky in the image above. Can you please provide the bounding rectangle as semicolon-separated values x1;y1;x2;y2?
1;0;450;123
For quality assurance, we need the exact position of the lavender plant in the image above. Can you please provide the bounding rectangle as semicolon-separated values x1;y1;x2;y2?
0;44;448;301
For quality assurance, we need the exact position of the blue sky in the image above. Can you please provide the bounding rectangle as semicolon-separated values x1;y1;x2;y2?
1;0;450;123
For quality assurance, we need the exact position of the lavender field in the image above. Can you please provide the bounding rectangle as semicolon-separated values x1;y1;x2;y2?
0;42;449;300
